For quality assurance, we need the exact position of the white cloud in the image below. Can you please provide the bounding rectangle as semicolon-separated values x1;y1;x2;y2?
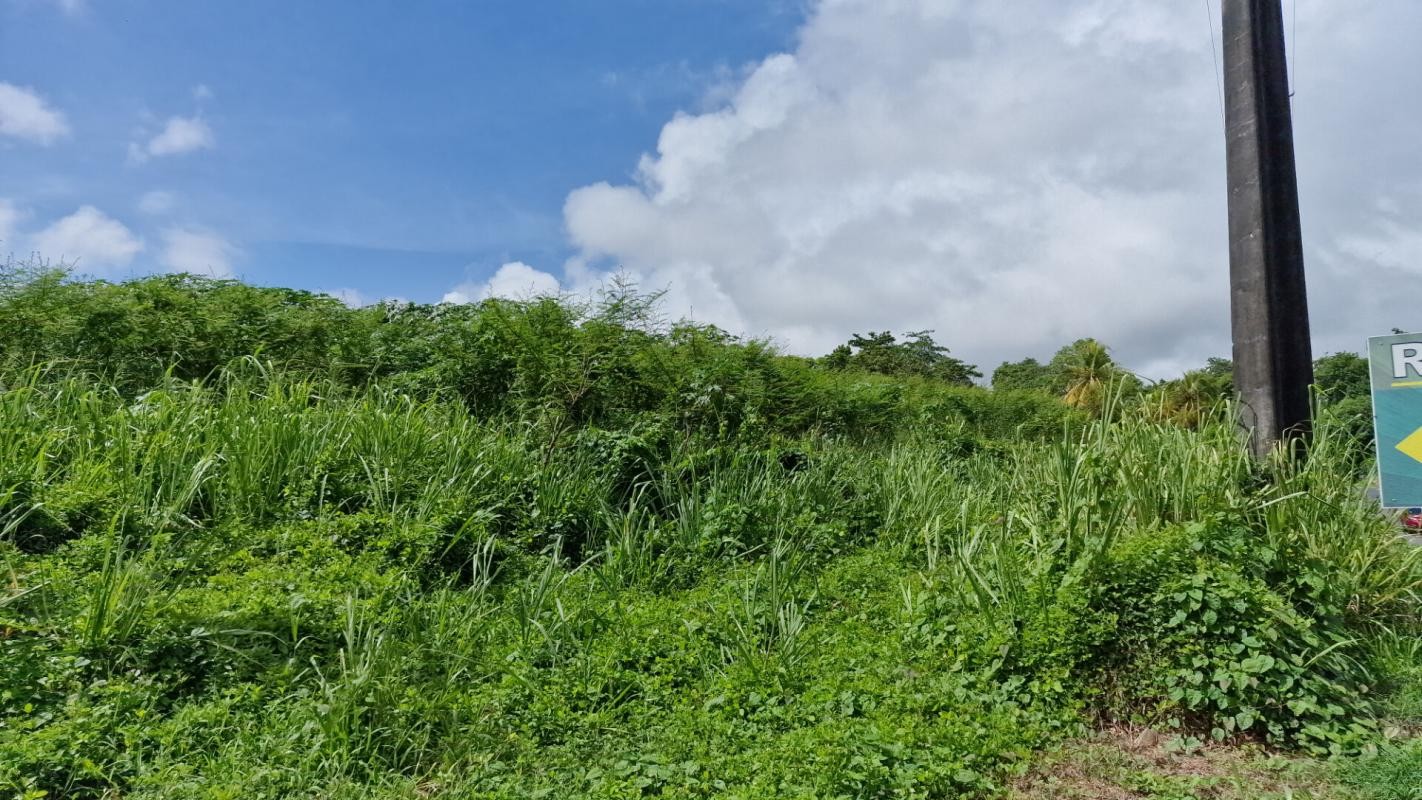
560;0;1422;378
31;206;144;270
160;228;236;277
131;116;214;162
325;287;366;307
443;261;562;303
51;0;85;16
0;82;70;145
193;84;214;101
137;190;175;215
0;199;19;253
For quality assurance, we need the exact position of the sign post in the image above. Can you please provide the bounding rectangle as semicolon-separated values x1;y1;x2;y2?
1369;333;1422;507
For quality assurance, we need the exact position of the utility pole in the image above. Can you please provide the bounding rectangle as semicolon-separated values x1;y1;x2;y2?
1223;0;1313;459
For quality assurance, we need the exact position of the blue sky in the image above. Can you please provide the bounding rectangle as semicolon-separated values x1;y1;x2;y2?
2;0;801;301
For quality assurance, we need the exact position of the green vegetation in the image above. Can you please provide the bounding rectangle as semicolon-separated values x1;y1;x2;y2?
822;330;981;386
0;267;1418;798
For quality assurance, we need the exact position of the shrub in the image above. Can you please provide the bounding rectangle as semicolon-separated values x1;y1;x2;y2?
1097;518;1378;753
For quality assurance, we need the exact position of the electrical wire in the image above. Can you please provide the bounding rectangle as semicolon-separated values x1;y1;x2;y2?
1290;0;1298;98
1204;0;1226;130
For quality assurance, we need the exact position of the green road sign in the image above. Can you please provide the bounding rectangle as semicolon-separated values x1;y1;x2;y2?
1371;333;1422;508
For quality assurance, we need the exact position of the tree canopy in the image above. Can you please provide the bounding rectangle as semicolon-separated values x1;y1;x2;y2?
822;330;981;386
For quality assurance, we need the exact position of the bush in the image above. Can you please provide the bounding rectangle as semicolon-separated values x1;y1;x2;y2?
1097;518;1378;753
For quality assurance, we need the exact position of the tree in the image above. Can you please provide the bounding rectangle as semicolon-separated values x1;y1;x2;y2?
1203;356;1234;383
822;343;853;371
991;357;1053;393
1046;339;1139;416
1312;351;1369;405
1146;368;1232;429
823;330;980;386
1058;340;1113;411
844;331;903;376
899;330;982;385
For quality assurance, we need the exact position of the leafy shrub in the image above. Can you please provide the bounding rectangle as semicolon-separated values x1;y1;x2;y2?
1097;517;1378;753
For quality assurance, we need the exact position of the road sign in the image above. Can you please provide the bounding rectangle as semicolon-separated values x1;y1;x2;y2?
1370;333;1422;507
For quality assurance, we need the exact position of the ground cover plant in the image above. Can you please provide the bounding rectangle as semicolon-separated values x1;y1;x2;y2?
0;267;1418;798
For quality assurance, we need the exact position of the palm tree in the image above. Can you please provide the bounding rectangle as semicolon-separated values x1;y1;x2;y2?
1147;369;1230;429
1060;339;1115;415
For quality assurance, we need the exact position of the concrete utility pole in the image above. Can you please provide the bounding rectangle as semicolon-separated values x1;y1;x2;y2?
1223;0;1314;459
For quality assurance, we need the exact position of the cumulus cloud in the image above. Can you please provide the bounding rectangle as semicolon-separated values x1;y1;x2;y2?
160;228;236;277
130;115;214;162
324;287;366;307
443;261;562;303
137;190;175;215
559;0;1422;378
0;200;24;261
0;82;70;145
0;199;18;250
31;206;144;270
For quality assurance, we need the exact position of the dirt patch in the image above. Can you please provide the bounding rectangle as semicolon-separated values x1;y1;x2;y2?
1007;727;1355;800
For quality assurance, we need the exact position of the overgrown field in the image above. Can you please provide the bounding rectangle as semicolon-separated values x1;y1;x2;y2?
1;270;1419;798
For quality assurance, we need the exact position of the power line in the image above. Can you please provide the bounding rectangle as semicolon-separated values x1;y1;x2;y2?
1290;0;1298;97
1204;0;1225;130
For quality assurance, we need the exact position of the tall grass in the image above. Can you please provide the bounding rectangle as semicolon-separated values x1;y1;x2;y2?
3;363;1422;798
